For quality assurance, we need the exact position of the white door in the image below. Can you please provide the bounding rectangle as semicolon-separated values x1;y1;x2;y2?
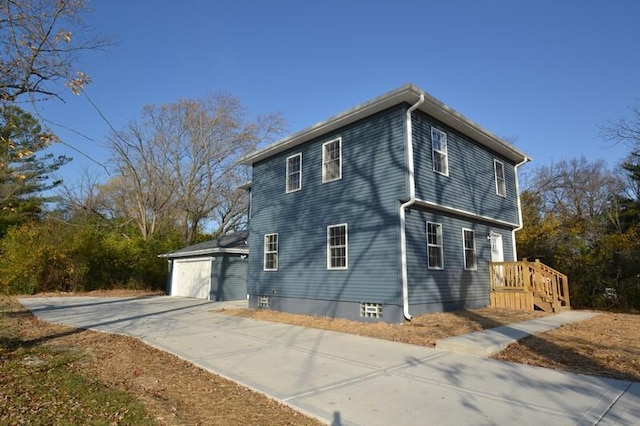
490;233;504;263
171;258;212;299
490;233;505;286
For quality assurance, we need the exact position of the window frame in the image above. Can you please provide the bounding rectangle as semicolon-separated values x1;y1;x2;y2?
494;159;506;197
322;137;342;183
462;228;477;271
426;222;444;270
431;127;449;176
263;233;278;271
327;223;348;270
286;153;302;193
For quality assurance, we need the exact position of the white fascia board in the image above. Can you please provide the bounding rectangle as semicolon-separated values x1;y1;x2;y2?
240;83;529;166
158;247;249;259
418;91;530;163
413;198;520;229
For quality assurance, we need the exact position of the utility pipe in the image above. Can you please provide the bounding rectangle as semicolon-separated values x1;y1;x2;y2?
511;156;530;260
399;93;425;321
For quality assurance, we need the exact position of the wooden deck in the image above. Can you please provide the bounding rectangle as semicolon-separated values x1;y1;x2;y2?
489;259;570;312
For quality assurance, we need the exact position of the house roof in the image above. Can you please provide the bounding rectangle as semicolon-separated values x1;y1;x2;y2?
240;83;529;165
158;231;249;258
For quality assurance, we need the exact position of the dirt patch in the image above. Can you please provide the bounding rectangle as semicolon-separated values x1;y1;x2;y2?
492;312;640;382
222;307;548;347
4;295;321;425
22;289;165;298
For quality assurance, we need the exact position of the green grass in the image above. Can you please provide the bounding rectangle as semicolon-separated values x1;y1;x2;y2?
0;298;156;425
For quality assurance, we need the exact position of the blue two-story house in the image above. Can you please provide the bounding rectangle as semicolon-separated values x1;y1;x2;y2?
240;84;529;323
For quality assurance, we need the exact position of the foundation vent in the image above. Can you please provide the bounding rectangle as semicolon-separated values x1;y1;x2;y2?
257;295;270;308
360;302;383;319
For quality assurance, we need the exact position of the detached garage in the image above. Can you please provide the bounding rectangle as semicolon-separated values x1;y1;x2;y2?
159;232;249;301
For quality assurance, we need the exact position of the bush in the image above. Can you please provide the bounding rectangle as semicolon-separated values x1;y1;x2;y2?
0;220;182;295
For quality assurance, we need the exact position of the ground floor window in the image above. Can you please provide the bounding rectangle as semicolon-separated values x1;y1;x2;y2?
327;224;348;269
462;229;477;270
264;233;278;271
426;222;444;269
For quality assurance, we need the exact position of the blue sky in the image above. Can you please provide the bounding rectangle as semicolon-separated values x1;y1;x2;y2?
38;0;640;186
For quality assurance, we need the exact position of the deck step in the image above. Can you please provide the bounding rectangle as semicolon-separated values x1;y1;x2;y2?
489;259;571;312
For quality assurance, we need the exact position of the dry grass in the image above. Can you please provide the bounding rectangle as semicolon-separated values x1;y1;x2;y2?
492;312;640;382
223;307;548;347
2;295;321;426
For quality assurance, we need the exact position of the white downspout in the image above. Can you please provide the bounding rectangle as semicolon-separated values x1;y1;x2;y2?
400;93;425;321
511;156;530;261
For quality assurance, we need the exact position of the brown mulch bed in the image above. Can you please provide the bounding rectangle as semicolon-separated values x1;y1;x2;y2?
223;307;548;347
3;294;321;426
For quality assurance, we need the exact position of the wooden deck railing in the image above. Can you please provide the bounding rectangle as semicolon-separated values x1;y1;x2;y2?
489;259;570;312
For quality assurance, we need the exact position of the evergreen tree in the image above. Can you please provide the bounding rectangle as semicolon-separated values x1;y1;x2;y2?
0;106;71;235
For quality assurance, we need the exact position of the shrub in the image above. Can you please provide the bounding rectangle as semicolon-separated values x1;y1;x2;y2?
0;220;182;295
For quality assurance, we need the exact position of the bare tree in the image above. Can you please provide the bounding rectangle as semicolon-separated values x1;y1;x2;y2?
107;120;178;240
600;103;640;227
532;158;618;217
601;104;640;151
108;94;285;244
57;168;106;219
0;0;106;103
527;157;624;243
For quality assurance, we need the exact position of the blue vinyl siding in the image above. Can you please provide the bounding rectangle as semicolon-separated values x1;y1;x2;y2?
412;110;520;225
404;206;514;308
210;254;248;301
249;105;407;304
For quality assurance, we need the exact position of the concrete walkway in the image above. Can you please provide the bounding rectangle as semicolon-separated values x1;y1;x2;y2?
19;296;640;426
436;310;600;356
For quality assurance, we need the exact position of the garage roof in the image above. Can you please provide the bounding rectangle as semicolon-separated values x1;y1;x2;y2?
158;231;249;258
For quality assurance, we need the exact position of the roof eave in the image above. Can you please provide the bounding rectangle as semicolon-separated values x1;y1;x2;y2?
158;247;249;259
240;84;528;166
419;92;529;163
239;84;422;165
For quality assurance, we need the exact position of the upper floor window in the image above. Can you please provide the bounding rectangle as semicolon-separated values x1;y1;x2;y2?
264;233;278;271
426;222;444;269
327;224;348;269
494;159;506;197
431;127;449;176
286;153;302;193
462;229;477;270
322;138;342;182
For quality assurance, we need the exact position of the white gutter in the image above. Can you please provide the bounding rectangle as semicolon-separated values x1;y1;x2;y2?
411;198;519;228
157;247;249;258
511;156;531;260
399;93;424;321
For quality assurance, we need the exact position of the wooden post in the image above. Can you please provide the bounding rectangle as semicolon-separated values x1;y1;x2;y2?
563;274;571;308
489;263;494;289
521;258;528;284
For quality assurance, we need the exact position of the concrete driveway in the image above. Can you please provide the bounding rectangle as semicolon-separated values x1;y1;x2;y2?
19;296;640;426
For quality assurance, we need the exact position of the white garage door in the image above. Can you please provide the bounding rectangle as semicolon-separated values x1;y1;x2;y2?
171;258;212;299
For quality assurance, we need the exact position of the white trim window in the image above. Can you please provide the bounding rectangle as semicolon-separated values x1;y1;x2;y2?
462;229;477;270
431;127;449;176
426;222;444;269
327;224;348;269
286;153;302;193
494;159;506;197
322;138;342;182
263;233;278;271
